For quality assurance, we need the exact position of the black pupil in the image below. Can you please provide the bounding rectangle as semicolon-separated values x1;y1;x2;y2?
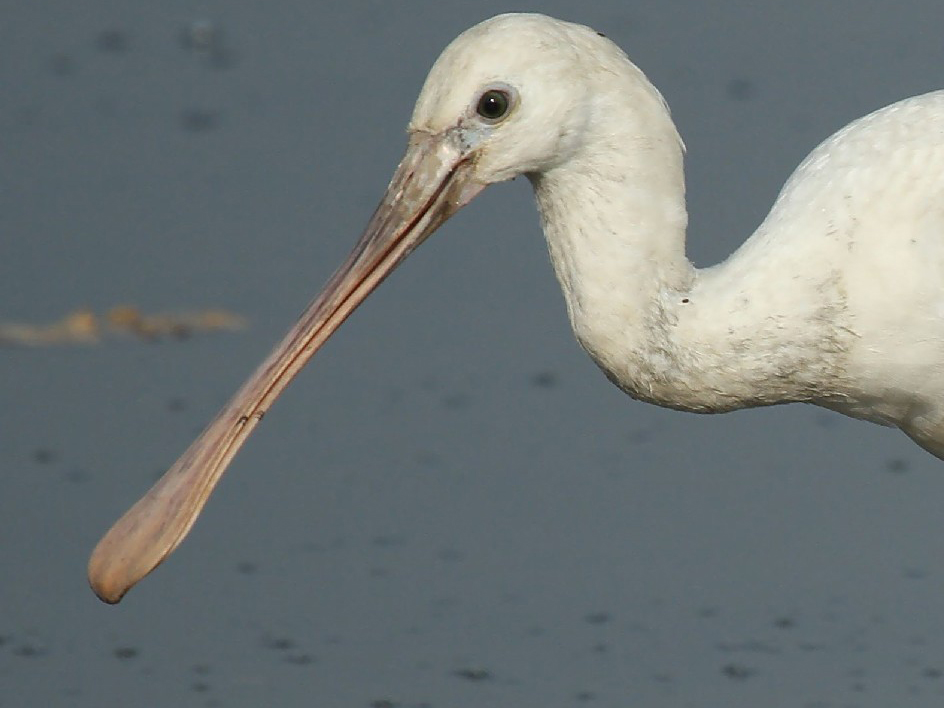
478;90;508;120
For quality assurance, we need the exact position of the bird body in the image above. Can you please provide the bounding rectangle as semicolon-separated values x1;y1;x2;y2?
416;14;944;453
89;13;944;603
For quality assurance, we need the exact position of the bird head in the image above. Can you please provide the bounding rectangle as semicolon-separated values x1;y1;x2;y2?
408;13;602;183
87;13;632;604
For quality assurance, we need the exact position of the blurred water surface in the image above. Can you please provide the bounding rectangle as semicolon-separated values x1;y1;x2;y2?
3;2;944;706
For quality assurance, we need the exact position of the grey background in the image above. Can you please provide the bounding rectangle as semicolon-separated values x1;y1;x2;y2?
3;1;944;706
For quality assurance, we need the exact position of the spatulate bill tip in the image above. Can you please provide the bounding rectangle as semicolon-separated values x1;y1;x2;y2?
87;558;131;604
87;534;144;604
91;586;126;605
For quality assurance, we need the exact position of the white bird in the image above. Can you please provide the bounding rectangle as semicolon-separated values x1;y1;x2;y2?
89;13;944;603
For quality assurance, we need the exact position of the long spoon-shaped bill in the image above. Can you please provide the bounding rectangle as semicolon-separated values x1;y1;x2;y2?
88;129;484;603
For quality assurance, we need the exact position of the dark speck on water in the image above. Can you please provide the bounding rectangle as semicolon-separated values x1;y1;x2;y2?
14;642;47;658
584;611;611;625
886;457;910;474
454;667;491;681
725;77;756;101
95;29;130;54
113;646;139;660
721;663;756;680
235;560;258;574
32;448;57;465
372;534;406;548
180;109;221;132
262;635;295;651
166;397;188;413
530;370;558;388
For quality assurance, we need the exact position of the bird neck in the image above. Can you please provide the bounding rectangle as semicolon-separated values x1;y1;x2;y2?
528;79;843;413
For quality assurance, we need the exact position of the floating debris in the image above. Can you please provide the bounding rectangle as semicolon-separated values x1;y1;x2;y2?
106;305;245;340
0;306;246;346
0;309;98;346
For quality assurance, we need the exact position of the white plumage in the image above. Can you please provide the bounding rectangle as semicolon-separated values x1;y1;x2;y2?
89;13;944;603
419;15;944;454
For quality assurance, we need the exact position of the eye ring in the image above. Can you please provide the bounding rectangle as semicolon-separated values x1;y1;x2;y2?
474;85;517;123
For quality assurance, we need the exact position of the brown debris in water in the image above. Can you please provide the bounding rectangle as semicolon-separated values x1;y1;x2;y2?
0;306;246;346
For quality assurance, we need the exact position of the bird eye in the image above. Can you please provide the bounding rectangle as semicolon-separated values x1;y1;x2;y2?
476;88;513;122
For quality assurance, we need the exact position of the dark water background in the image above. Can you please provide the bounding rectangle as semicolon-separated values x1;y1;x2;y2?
3;2;944;706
